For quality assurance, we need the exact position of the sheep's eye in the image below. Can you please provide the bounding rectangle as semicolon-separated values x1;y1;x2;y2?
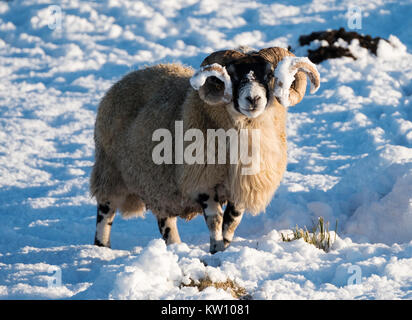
265;72;274;81
230;73;238;82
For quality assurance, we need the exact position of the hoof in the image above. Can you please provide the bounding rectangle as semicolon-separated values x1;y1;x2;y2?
210;239;225;254
94;238;110;248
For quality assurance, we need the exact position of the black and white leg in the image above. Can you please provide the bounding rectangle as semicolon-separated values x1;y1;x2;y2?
222;202;244;249
94;202;116;248
157;216;181;245
197;193;224;254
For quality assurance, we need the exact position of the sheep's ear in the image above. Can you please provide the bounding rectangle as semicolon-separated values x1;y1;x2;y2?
190;64;232;105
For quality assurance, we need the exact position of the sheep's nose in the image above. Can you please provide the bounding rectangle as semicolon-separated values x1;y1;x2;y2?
246;96;261;109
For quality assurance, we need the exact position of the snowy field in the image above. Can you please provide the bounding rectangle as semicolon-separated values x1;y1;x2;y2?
0;0;412;299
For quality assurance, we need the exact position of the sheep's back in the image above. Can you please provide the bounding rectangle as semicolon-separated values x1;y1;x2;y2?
94;63;200;218
95;64;193;154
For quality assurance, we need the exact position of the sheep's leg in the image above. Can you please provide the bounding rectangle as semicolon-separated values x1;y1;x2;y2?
94;202;116;248
222;202;244;249
197;193;224;254
157;216;181;245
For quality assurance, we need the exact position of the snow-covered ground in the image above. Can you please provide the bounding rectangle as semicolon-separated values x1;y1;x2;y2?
1;0;412;299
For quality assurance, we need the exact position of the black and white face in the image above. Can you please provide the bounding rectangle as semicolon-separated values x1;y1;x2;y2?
226;56;274;118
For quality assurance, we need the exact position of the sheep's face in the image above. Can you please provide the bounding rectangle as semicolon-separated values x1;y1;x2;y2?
226;56;274;118
191;48;320;117
190;56;275;119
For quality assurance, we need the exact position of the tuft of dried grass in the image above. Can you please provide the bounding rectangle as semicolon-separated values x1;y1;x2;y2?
181;277;250;299
281;217;338;252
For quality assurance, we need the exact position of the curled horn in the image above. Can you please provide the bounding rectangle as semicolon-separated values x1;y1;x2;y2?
190;50;245;105
258;47;320;107
200;49;246;67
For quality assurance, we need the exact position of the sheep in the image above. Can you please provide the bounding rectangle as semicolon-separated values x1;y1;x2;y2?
90;47;320;253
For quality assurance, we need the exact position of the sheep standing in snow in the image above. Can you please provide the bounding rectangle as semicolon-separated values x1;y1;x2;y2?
90;47;320;253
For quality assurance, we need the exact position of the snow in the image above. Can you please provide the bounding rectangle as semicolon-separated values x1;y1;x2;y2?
1;0;412;300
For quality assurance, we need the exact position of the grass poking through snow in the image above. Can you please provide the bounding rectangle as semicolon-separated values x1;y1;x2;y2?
281;217;338;252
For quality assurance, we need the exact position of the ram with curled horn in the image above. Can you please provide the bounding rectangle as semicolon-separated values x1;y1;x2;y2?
191;47;320;110
90;46;320;253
